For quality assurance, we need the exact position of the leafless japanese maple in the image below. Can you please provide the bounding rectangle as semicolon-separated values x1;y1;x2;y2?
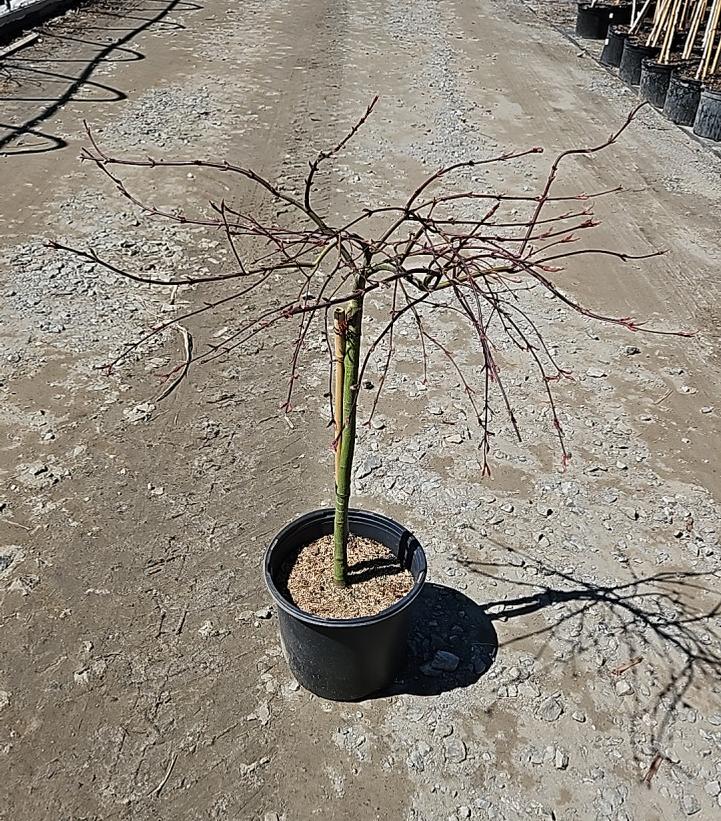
53;99;688;587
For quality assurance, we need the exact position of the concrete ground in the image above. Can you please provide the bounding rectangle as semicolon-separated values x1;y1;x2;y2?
1;1;721;819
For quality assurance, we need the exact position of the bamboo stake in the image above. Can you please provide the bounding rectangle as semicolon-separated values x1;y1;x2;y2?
333;307;346;486
630;0;655;35
683;0;708;60
648;0;674;46
660;0;684;61
697;0;721;79
710;26;721;72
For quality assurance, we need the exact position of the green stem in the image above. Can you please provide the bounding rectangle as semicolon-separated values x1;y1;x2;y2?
333;291;364;587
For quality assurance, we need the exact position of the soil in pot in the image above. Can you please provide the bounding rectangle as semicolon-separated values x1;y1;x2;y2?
663;67;703;126
280;533;414;619
601;25;628;67
619;36;660;85
693;83;721;142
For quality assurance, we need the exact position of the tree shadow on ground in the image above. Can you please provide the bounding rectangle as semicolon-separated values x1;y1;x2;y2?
381;582;498;697
0;0;201;155
459;543;721;760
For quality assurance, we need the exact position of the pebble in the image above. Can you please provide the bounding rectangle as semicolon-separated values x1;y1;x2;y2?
538;696;563;722
615;680;634;696
431;650;460;672
255;607;272;619
586;367;607;378
444;737;467;763
554;749;569;770
681;793;701;815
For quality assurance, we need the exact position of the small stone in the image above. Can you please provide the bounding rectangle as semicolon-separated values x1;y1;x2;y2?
681;793;701;815
538;696;563;722
586;367;607;379
704;781;720;797
701;406;714;414
123;402;155;423
0;691;9;712
457;807;471;819
431;650;460;672
615;680;634;696
434;721;454;738
255;607;272;620
444;737;467;763
623;345;641;356
420;663;443;677
572;711;586;723
264;813;280;821
355;453;382;479
554;749;569;770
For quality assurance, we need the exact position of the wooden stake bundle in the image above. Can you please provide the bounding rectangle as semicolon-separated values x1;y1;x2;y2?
630;0;655;35
682;0;709;60
696;0;721;79
647;0;675;46
659;0;685;61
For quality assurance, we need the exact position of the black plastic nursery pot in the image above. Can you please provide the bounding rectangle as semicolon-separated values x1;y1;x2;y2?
575;2;632;40
575;2;611;39
264;508;427;701
619;40;660;85
639;60;675;108
600;26;628;67
663;73;702;126
693;88;721;142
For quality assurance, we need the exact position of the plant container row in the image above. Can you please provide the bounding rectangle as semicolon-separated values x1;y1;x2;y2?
600;27;721;141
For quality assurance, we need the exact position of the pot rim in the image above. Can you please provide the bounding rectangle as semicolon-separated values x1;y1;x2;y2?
700;87;721;100
264;507;427;628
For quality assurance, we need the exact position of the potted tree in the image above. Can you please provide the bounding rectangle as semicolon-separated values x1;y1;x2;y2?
54;101;687;700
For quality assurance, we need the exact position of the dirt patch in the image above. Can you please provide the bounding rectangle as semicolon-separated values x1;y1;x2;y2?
280;534;414;619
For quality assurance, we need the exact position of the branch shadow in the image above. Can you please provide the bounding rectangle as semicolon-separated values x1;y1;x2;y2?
458;544;721;758
381;582;498;697
0;0;197;156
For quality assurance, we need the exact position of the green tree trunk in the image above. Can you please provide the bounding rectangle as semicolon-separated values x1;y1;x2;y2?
332;294;364;586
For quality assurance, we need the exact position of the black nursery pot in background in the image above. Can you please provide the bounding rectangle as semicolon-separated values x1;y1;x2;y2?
619;40;660;85
693;89;721;142
576;2;611;39
264;508;427;701
575;2;633;40
663;73;703;126
639;60;675;109
601;26;628;67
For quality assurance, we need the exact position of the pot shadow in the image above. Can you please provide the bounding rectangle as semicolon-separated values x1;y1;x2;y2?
381;582;498;697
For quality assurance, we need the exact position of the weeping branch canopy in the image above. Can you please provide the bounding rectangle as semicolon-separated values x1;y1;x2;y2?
51;100;690;474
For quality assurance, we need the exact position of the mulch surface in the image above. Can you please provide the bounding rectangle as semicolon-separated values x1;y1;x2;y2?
279;534;415;619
